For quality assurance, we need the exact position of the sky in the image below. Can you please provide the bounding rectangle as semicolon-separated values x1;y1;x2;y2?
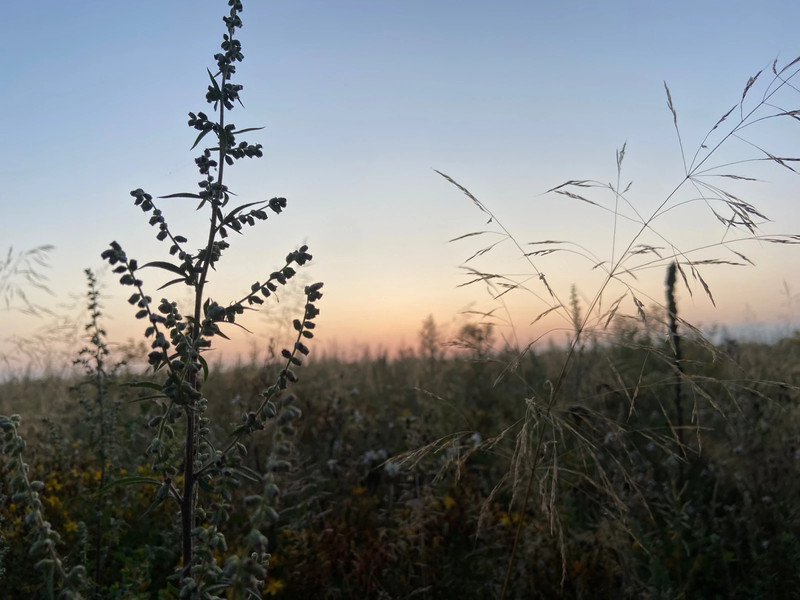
2;0;800;372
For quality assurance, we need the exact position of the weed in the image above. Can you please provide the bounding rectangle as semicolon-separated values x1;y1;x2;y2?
2;1;322;597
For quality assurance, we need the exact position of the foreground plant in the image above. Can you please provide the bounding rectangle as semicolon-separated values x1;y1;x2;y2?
96;1;322;596
0;414;88;598
437;57;800;597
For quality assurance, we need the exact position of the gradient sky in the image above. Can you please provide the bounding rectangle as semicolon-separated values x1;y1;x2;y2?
2;0;800;370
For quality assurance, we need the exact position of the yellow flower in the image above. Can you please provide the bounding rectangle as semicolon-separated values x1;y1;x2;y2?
44;495;62;509
443;495;456;510
265;579;285;596
65;521;79;533
352;485;366;496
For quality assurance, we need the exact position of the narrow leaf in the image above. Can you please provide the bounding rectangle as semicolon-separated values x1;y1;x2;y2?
190;128;212;151
157;277;187;291
99;476;162;494
140;261;187;276
160;192;203;200
232;126;265;134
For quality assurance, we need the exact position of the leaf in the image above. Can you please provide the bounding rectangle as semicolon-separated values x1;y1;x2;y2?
190;128;212;151
160;192;202;200
229;466;262;484
222;201;266;223
232;126;265;134
98;476;162;494
138;496;168;520
140;261;187;276
157;277;187;291
207;67;221;94
198;355;209;380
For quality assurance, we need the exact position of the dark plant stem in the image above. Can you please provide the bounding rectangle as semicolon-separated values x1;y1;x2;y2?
666;262;684;448
181;26;231;573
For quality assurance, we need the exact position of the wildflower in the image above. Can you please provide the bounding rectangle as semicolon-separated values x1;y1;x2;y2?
265;578;285;595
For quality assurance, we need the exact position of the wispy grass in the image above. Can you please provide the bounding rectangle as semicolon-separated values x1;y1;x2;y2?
436;56;800;597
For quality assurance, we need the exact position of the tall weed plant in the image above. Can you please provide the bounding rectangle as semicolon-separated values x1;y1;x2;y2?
1;1;322;597
436;58;800;597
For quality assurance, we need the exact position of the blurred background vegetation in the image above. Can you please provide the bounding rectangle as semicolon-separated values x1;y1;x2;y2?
2;310;798;598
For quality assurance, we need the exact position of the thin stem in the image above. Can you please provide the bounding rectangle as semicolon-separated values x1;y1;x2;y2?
182;21;234;572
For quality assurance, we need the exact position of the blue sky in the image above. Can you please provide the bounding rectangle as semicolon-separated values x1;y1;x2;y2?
2;0;800;367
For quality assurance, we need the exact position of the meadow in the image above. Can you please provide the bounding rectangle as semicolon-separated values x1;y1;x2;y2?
1;316;800;598
3;1;800;598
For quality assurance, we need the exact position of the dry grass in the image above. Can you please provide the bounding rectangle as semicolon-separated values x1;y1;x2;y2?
435;57;800;597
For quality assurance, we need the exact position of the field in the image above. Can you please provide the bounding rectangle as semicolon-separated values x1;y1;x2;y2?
4;2;800;598
2;317;800;598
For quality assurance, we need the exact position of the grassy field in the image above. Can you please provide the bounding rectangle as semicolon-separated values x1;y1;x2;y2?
3;2;800;597
2;318;799;599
